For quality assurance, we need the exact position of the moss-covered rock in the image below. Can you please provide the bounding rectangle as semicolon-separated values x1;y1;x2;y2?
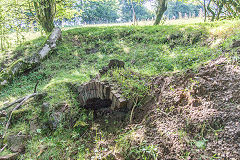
11;108;31;122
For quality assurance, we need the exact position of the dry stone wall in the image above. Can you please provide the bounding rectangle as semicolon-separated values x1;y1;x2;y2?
76;80;132;110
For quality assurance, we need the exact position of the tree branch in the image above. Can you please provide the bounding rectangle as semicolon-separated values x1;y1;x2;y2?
0;97;25;111
2;93;43;139
34;80;40;93
0;144;7;153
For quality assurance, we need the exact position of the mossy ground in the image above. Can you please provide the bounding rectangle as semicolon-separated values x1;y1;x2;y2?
0;19;240;159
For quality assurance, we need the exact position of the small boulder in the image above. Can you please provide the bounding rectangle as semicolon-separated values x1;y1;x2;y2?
0;110;7;118
29;120;39;134
167;33;182;41
7;135;27;153
41;102;50;112
232;40;240;48
99;66;109;75
108;59;124;69
99;60;124;76
49;112;62;130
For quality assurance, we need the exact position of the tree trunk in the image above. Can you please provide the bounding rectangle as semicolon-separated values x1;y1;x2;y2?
207;0;216;21
204;0;207;22
0;27;62;89
33;0;56;33
216;0;224;20
154;0;168;25
131;2;137;25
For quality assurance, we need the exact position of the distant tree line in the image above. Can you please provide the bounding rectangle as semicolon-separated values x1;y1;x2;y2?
165;1;203;19
76;0;154;24
75;0;203;24
0;0;239;51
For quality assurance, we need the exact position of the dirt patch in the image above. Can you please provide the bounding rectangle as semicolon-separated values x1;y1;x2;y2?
133;57;240;159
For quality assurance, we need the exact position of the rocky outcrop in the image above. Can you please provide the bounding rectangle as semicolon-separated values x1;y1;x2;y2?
0;27;62;90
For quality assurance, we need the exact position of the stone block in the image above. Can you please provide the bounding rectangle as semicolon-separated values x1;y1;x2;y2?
91;89;95;99
99;82;104;99
111;95;116;110
114;93;122;99
78;95;84;105
96;82;100;98
90;82;95;90
109;90;117;100
117;98;127;108
104;85;110;99
78;86;84;93
92;89;96;99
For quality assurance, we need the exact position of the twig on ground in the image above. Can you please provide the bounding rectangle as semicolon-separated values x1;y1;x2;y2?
0;97;25;111
2;93;43;139
0;144;7;153
102;151;113;159
129;97;139;124
34;80;40;93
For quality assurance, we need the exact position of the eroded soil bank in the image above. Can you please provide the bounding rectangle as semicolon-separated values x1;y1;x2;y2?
131;57;240;159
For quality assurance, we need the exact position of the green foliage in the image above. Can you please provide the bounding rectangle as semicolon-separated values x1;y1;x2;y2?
0;0;31;50
195;139;207;149
120;0;154;22
102;68;152;101
79;0;120;24
75;0;153;24
128;144;158;160
165;1;202;19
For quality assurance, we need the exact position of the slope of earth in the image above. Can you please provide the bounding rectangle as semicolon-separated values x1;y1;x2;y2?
0;19;240;159
131;57;240;159
0;37;47;72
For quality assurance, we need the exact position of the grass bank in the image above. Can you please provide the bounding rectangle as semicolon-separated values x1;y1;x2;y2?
0;19;240;159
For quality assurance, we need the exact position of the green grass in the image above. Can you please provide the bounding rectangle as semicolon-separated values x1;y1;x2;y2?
0;36;47;70
0;19;240;159
1;20;239;104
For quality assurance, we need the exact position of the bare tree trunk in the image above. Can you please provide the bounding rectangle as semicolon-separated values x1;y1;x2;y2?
130;0;137;25
154;0;168;25
216;0;224;20
0;28;62;89
204;0;207;22
207;0;216;21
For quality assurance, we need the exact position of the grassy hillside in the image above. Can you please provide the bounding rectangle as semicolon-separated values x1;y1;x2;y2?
0;20;240;159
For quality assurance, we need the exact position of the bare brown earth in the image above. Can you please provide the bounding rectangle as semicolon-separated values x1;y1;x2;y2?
132;57;240;159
